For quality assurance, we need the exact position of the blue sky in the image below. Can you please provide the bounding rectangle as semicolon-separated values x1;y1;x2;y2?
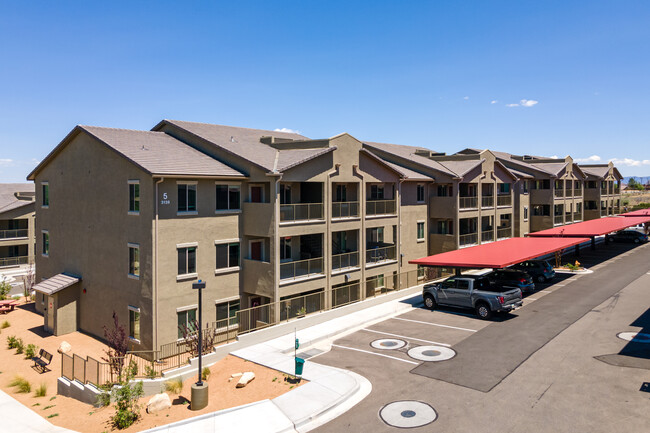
1;0;649;182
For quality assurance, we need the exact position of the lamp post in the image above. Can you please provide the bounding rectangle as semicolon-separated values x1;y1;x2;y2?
190;280;208;410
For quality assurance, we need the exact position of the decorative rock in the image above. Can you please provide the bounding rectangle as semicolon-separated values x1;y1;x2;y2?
236;372;255;388
231;372;243;378
147;393;172;414
57;341;72;355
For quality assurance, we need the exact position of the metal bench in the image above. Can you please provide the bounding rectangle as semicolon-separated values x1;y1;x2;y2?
32;349;53;373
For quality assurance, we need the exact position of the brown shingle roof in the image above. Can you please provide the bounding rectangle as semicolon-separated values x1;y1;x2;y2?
0;183;35;214
363;141;456;177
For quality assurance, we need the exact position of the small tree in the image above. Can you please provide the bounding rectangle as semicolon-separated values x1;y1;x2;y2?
0;280;11;301
178;320;215;358
103;312;129;381
110;367;144;429
22;261;35;300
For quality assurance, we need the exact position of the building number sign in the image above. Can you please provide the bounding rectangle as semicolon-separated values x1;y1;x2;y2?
160;192;170;205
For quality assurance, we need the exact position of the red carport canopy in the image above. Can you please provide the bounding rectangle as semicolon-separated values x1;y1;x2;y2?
621;209;650;217
527;216;650;238
409;237;589;269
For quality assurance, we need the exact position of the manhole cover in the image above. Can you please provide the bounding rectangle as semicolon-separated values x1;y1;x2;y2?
617;332;650;343
380;401;437;428
371;338;407;350
407;345;455;362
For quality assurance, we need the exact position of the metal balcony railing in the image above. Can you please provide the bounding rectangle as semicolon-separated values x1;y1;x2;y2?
573;212;582;221
554;189;564;198
0;256;30;267
280;203;324;222
366;245;396;264
497;227;511;239
366;199;396;216
554;215;564;225
459;196;478;209
331;251;359;271
0;229;28;239
481;196;494;208
332;201;359;219
497;195;512;206
459;233;478;246
481;230;494;242
600;189;608;196
280;257;324;281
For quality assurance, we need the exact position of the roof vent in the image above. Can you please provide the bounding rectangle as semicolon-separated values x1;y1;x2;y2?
523;155;534;160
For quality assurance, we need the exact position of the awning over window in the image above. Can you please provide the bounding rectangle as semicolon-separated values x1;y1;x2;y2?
409;237;589;269
32;273;80;296
527;216;650;238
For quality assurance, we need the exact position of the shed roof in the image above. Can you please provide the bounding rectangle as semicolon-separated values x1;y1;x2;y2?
527;216;650;237
32;274;80;296
409;237;589;269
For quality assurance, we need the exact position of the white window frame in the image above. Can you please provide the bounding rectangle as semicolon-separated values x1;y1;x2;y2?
128;180;140;215
176;305;198;340
215;296;240;330
128;243;140;280
416;184;425;203
41;230;49;257
214;239;241;274
176;242;198;281
416;220;425;242
523;206;529;222
41;181;49;208
128;305;141;343
177;181;198;215
215;182;241;213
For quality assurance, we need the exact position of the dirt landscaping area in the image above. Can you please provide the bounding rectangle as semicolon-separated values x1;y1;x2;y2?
0;300;304;432
623;191;650;209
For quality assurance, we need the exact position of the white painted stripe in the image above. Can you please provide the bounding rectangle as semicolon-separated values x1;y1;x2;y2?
360;328;451;347
393;317;477;332
539;290;553;294
526;298;538;301
331;344;419;365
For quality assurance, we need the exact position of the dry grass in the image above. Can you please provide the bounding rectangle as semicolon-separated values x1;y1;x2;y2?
9;376;31;393
164;377;183;394
34;383;47;397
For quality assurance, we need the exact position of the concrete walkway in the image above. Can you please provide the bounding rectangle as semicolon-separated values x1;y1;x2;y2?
0;390;70;433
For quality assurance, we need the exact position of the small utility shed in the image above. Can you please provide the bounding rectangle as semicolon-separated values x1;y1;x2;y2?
32;273;81;336
409;237;589;272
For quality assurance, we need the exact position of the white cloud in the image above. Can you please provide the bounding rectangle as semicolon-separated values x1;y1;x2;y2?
506;99;539;108
0;158;14;166
463;96;469;100
609;158;650;167
491;100;498;104
574;155;602;163
274;128;301;134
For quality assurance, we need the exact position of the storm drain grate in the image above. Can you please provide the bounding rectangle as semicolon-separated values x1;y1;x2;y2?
379;400;437;428
407;345;456;362
370;338;407;350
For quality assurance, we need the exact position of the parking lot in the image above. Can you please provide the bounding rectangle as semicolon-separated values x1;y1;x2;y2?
313;240;650;432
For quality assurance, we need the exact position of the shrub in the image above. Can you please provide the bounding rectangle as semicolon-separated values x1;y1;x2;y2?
47;413;59;419
127;360;138;378
565;262;579;271
110;371;144;430
9;376;31;393
0;281;11;300
14;338;24;354
201;367;211;381
1;321;10;329
34;383;47;397
96;384;112;407
24;344;38;359
164;377;183;394
144;362;157;379
6;335;17;349
103;312;129;380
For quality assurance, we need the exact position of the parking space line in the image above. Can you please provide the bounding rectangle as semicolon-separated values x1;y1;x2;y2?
331;344;419;365
539;290;553;294
526;297;538;301
393;317;477;332
360;328;451;347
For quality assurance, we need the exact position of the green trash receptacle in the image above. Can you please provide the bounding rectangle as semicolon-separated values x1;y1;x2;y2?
295;357;305;377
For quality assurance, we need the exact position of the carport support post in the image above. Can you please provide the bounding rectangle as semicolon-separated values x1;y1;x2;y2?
455;268;461;276
605;234;610;245
591;237;596;250
574;244;580;257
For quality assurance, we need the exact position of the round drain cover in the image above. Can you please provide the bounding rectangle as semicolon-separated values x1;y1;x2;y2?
408;345;455;362
380;401;437;428
617;332;650;343
371;338;407;350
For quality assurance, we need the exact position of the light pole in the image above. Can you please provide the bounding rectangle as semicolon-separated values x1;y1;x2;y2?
190;280;208;410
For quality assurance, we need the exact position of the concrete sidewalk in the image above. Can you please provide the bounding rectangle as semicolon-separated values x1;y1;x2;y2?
0;390;71;433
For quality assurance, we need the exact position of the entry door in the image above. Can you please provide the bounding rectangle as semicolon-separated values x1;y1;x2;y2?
250;186;263;203
45;296;55;333
250;240;263;261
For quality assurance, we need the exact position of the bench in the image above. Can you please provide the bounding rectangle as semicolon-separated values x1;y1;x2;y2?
32;349;53;373
0;305;11;314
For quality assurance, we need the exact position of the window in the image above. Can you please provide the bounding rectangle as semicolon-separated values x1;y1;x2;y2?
280;237;292;261
416;184;425;203
249;185;264;203
498;183;510;194
369;227;384;243
216;299;239;327
280;184;291;204
534;180;550;190
128;180;139;213
522;181;528;194
42;182;49;207
177;246;197;276
532;204;550;216
587;181;597;189
215;184;240;211
249;239;264;261
366;274;385;292
216;242;240;270
335;184;347;202
128;306;140;341
523;206;529;221
178;183;197;212
437;185;452;197
177;308;197;339
417;222;425;241
457;280;470;290
42;231;49;256
437;220;453;235
128;244;140;278
370;184;384;200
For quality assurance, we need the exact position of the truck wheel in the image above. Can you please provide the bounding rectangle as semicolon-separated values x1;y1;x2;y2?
424;294;437;310
537;275;546;283
475;302;492;320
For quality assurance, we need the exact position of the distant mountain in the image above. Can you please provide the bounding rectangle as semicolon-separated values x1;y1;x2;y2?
622;176;650;185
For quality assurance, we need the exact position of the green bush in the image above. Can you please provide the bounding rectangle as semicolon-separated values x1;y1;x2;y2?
201;367;211;381
14;338;24;354
24;344;38;359
6;335;17;349
34;383;47;397
9;376;31;393
0;281;11;301
1;321;10;329
164;377;183;394
96;384;112;407
110;372;144;430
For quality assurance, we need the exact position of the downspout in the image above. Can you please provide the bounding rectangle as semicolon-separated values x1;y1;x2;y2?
326;164;341;310
154;177;164;354
266;172;283;322
397;179;404;279
352;165;365;299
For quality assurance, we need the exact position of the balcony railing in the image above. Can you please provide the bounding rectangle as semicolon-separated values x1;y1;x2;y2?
459;233;478;246
280;203;324;222
366;245;396;264
0;229;28;239
481;196;494;208
497;227;511;239
0;256;29;267
600;189;608;196
459;197;478;210
554;215;563;225
573;189;582;197
366;199;396;216
554;189;564;198
331;251;359;271
280;257;324;281
481;230;494;243
332;201;359;219
497;195;512;207
573;212;582;221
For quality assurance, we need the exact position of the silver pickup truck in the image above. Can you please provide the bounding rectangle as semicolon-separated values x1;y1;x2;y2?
422;274;523;319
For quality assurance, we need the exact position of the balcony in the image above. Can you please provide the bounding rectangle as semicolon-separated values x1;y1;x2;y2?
280;203;324;223
366;199;396;216
481;230;494;243
459;233;478;247
0;229;28;239
0;256;29;267
459;197;478;210
332;201;359;219
332;251;359;271
366;245;396;265
554;189;564;198
497;227;511;239
554;215;563;225
573;212;582;222
481;196;494;208
280;257;324;281
600;189;608;196
497;195;512;207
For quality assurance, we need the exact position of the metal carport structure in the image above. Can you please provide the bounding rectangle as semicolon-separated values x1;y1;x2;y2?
620;209;650;217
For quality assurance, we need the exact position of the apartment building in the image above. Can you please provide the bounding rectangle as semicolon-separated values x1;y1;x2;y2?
579;162;623;220
0;183;35;269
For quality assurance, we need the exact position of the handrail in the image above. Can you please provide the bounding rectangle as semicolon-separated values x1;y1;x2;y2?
332;251;359;270
280;257;324;280
366;199;397;216
332;201;360;218
481;196;494;208
365;245;396;264
481;230;494;242
459;233;478;246
0;256;30;267
497;195;512;206
497;227;511;239
0;229;28;239
280;203;324;222
459;196;478;209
